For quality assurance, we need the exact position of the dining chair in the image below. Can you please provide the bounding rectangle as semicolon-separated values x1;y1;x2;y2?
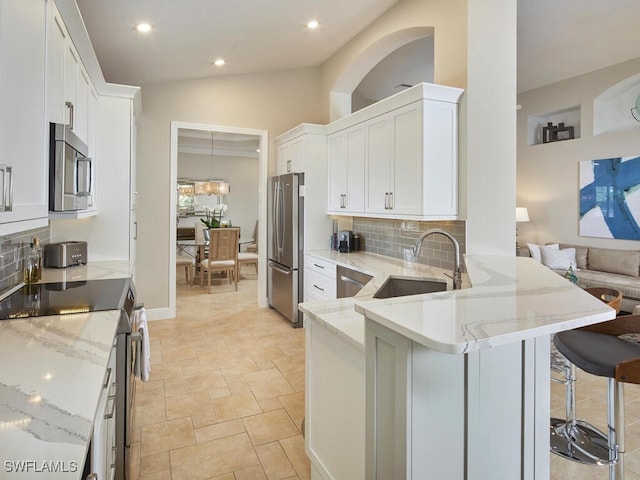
196;227;239;293
238;220;258;274
176;254;194;284
245;220;258;253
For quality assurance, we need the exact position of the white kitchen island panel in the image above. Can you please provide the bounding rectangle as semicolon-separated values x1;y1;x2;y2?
301;254;615;480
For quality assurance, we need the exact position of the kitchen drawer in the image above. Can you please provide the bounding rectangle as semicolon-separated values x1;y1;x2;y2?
305;268;337;301
305;255;337;279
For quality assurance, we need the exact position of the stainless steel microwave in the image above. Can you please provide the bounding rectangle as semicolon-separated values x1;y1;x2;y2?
49;123;92;212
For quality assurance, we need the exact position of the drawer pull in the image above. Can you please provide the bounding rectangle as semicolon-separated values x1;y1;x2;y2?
102;367;112;389
104;395;116;419
313;263;325;269
313;284;325;292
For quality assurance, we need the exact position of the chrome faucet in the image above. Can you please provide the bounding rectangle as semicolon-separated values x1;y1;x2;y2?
412;228;462;290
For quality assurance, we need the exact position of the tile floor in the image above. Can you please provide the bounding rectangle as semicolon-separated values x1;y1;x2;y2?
127;266;309;480
128;264;640;479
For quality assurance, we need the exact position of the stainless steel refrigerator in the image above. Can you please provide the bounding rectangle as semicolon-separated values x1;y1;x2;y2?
268;172;304;327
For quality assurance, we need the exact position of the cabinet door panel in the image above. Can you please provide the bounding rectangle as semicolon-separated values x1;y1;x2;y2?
392;104;422;215
46;5;67;125
290;137;306;172
75;67;90;143
365;117;391;214
327;132;347;212
0;0;48;227
345;126;365;212
277;143;290;175
423;103;458;216
64;43;78;128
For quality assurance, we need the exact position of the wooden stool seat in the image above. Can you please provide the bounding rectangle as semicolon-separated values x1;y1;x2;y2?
584;287;622;314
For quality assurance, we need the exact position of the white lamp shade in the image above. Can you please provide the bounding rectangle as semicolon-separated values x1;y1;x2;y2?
516;207;530;223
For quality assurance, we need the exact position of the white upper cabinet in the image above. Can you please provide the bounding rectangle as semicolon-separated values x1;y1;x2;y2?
327;124;365;214
275;125;318;175
46;1;98;218
277;139;305;175
327;83;463;220
274;123;331;251
0;0;48;234
47;1;94;146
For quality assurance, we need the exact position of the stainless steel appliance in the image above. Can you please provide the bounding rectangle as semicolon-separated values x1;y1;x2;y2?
0;278;136;480
268;173;304;326
49;122;92;211
44;241;88;267
336;265;372;298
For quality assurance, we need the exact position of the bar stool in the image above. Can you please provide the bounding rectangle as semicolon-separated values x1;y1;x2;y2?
550;287;623;464
552;315;640;479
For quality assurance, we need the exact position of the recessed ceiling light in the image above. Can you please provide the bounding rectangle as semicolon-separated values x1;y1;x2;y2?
214;58;225;67
307;20;319;30
134;23;152;33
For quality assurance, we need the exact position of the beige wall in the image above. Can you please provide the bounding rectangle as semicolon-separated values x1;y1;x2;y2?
320;0;467;121
136;68;323;309
517;57;640;250
137;0;519;312
177;153;259;237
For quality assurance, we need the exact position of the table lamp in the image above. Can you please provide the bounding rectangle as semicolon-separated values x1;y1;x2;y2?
516;207;530;248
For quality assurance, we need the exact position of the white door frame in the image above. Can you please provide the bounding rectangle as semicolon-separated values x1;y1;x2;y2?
169;121;269;317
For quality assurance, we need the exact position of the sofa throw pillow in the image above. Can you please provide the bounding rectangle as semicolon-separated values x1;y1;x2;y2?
589;248;640;277
527;243;559;263
541;246;577;270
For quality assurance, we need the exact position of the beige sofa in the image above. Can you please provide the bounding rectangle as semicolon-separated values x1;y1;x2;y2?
557;244;640;313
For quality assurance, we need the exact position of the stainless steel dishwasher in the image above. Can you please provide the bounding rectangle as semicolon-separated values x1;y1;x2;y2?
336;265;373;298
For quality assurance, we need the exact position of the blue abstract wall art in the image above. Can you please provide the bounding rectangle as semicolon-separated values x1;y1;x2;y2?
579;156;640;239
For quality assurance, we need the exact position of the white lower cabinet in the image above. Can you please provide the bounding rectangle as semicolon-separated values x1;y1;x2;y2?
305;316;365;480
91;342;117;480
304;255;336;301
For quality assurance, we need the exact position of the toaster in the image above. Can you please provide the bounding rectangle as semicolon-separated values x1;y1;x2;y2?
44;241;88;268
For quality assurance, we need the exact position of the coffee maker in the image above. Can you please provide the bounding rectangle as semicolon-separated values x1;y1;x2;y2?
338;230;354;253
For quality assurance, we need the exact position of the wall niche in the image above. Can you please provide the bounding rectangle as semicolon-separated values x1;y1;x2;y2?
593;73;640;136
527;106;581;146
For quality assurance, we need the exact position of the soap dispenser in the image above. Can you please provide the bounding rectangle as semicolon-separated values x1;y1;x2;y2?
23;237;42;283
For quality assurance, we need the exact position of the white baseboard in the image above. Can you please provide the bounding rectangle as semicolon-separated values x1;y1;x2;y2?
143;306;175;321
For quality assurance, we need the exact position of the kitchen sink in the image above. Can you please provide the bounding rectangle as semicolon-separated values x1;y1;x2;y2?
373;276;448;299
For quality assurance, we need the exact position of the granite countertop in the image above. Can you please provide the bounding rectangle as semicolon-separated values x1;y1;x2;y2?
299;252;615;354
0;311;120;479
38;260;132;284
301;250;462;350
0;261;132;478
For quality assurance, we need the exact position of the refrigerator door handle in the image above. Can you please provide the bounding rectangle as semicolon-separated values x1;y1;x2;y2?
277;182;285;256
269;261;292;275
273;180;281;259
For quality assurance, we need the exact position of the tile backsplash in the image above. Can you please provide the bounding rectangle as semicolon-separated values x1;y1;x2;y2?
352;218;466;272
0;226;50;293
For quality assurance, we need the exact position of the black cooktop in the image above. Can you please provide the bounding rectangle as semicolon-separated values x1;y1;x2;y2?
0;278;132;320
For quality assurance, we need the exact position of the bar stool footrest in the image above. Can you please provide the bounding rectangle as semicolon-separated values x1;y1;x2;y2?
550;417;618;466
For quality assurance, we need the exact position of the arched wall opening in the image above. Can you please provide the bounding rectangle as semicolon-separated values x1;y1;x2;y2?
328;26;435;121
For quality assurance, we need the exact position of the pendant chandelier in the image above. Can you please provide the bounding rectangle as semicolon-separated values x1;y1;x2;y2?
195;131;230;196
